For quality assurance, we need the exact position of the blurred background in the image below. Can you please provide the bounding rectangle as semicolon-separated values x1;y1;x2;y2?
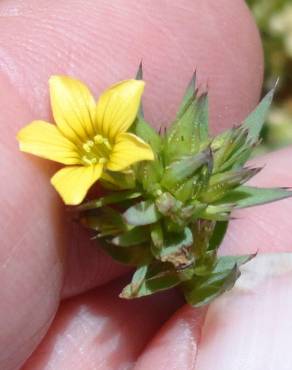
247;0;292;154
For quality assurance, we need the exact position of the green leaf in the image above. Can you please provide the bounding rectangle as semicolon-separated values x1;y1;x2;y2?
164;76;209;162
159;227;194;268
136;158;163;194
183;253;255;306
133;62;162;151
211;87;275;170
123;265;148;296
191;220;216;259
135;60;143;80
177;72;197;118
217;185;292;209
111;226;149;246
173;178;195;203
191;161;214;198
100;241;152;266
199;168;261;203
132;116;162;153
214;254;255;272
81;207;126;236
150;222;164;249
196;93;209;142
242;86;276;143
135;61;144;118
200;204;234;221
212;126;249;171
124;200;161;226
219;144;253;172
120;263;181;299
208;221;229;251
161;148;212;190
77;191;141;211
183;264;240;307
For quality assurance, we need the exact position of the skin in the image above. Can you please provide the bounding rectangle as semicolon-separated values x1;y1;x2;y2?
0;0;292;369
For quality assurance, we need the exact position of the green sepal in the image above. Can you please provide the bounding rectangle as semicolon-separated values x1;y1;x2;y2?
123;200;161;226
191;220;216;260
200;204;234;221
133;63;162;152
182;264;240;307
120;263;181;299
196;93;209;141
135;60;143;80
211;86;275;171
218;144;254;172
131;113;163;195
121;264;148;297
135;61;144;118
174;178;195;203
218;185;292;209
214;253;256;272
242;86;276;143
208;221;229;251
132;116;162;153
199;167;261;203
81;207;126;237
183;254;254;307
164;76;209;162
212;126;249;171
136;158;163;194
111;226;150;246
161;148;212;191
100;170;136;190
191;160;214;198
77;191;141;211
176;72;197;118
150;222;164;249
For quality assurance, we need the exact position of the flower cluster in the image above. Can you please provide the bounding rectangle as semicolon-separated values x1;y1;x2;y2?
17;67;292;306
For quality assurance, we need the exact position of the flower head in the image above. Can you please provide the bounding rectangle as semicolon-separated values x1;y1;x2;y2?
17;76;154;205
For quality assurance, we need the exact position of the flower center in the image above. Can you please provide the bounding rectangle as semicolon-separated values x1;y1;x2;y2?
81;134;112;165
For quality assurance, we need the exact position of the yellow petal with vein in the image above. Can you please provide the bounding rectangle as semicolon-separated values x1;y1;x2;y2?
96;80;145;141
107;132;154;171
17;120;81;165
49;76;96;143
51;165;103;205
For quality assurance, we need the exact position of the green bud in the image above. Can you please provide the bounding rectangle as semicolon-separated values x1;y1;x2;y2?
124;200;161;226
161;148;212;191
199;168;261;203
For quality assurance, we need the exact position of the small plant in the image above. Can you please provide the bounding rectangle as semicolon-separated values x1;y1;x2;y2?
17;65;292;306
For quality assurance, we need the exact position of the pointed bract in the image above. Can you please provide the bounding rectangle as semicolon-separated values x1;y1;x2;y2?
243;86;276;143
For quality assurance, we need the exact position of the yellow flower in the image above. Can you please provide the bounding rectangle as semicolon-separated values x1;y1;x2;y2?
17;76;154;205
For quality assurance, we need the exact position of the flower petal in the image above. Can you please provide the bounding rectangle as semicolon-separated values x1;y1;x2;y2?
96;79;145;141
49;76;96;143
51;165;103;205
17;120;81;165
107;132;154;171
